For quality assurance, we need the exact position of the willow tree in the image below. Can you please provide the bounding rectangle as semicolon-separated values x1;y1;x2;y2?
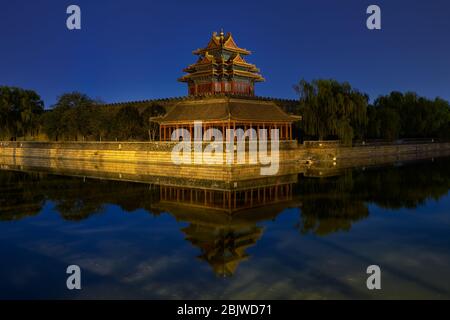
0;86;44;140
294;79;368;145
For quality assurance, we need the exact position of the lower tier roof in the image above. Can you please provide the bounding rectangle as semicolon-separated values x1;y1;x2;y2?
157;97;301;124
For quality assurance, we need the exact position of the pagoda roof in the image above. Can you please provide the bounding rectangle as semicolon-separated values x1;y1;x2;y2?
156;97;301;124
179;52;264;83
178;70;264;83
182;53;259;73
193;31;251;56
231;54;259;70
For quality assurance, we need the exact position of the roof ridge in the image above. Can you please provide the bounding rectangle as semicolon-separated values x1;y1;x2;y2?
100;94;298;107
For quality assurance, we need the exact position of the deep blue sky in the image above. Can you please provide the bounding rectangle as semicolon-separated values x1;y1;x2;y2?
1;0;449;107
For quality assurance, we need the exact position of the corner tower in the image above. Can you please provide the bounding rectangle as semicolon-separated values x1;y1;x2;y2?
178;31;265;96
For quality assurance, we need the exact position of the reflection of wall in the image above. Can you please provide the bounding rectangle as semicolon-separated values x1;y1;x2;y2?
0;154;303;187
304;142;450;163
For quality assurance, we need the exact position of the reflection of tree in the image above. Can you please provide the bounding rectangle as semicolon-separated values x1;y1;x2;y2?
296;157;450;236
298;199;368;236
353;159;450;209
0;171;161;221
0;171;44;221
44;179;160;221
295;171;369;235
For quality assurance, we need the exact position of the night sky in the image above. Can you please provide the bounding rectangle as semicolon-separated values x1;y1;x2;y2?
1;0;449;107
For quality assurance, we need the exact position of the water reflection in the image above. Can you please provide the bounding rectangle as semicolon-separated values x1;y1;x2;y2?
1;157;450;279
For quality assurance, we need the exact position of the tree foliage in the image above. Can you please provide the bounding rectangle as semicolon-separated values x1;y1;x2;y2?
294;79;368;145
111;105;144;140
41;92;104;141
39;92;168;142
367;91;450;140
294;81;450;143
0;86;44;140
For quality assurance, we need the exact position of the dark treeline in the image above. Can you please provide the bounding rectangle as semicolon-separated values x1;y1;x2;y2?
367;92;450;141
0;88;165;141
41;92;166;141
294;79;450;144
1;83;449;142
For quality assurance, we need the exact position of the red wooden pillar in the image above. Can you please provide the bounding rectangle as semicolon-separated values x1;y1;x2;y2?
285;124;288;140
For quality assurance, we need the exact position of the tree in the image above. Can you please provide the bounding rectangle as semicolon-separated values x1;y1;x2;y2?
111;105;144;140
371;92;450;139
367;105;401;141
294;79;368;145
141;103;166;141
0;86;44;140
88;107;114;141
42;92;98;141
378;107;401;141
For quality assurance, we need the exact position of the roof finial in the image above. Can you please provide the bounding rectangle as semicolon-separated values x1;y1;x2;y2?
220;28;224;38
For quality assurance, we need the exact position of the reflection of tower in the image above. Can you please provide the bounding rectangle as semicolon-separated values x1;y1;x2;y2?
182;224;262;277
154;179;296;276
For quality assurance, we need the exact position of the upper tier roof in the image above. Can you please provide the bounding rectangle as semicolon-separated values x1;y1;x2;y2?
193;31;251;56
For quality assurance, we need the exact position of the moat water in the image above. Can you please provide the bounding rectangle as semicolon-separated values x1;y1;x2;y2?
0;157;450;299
